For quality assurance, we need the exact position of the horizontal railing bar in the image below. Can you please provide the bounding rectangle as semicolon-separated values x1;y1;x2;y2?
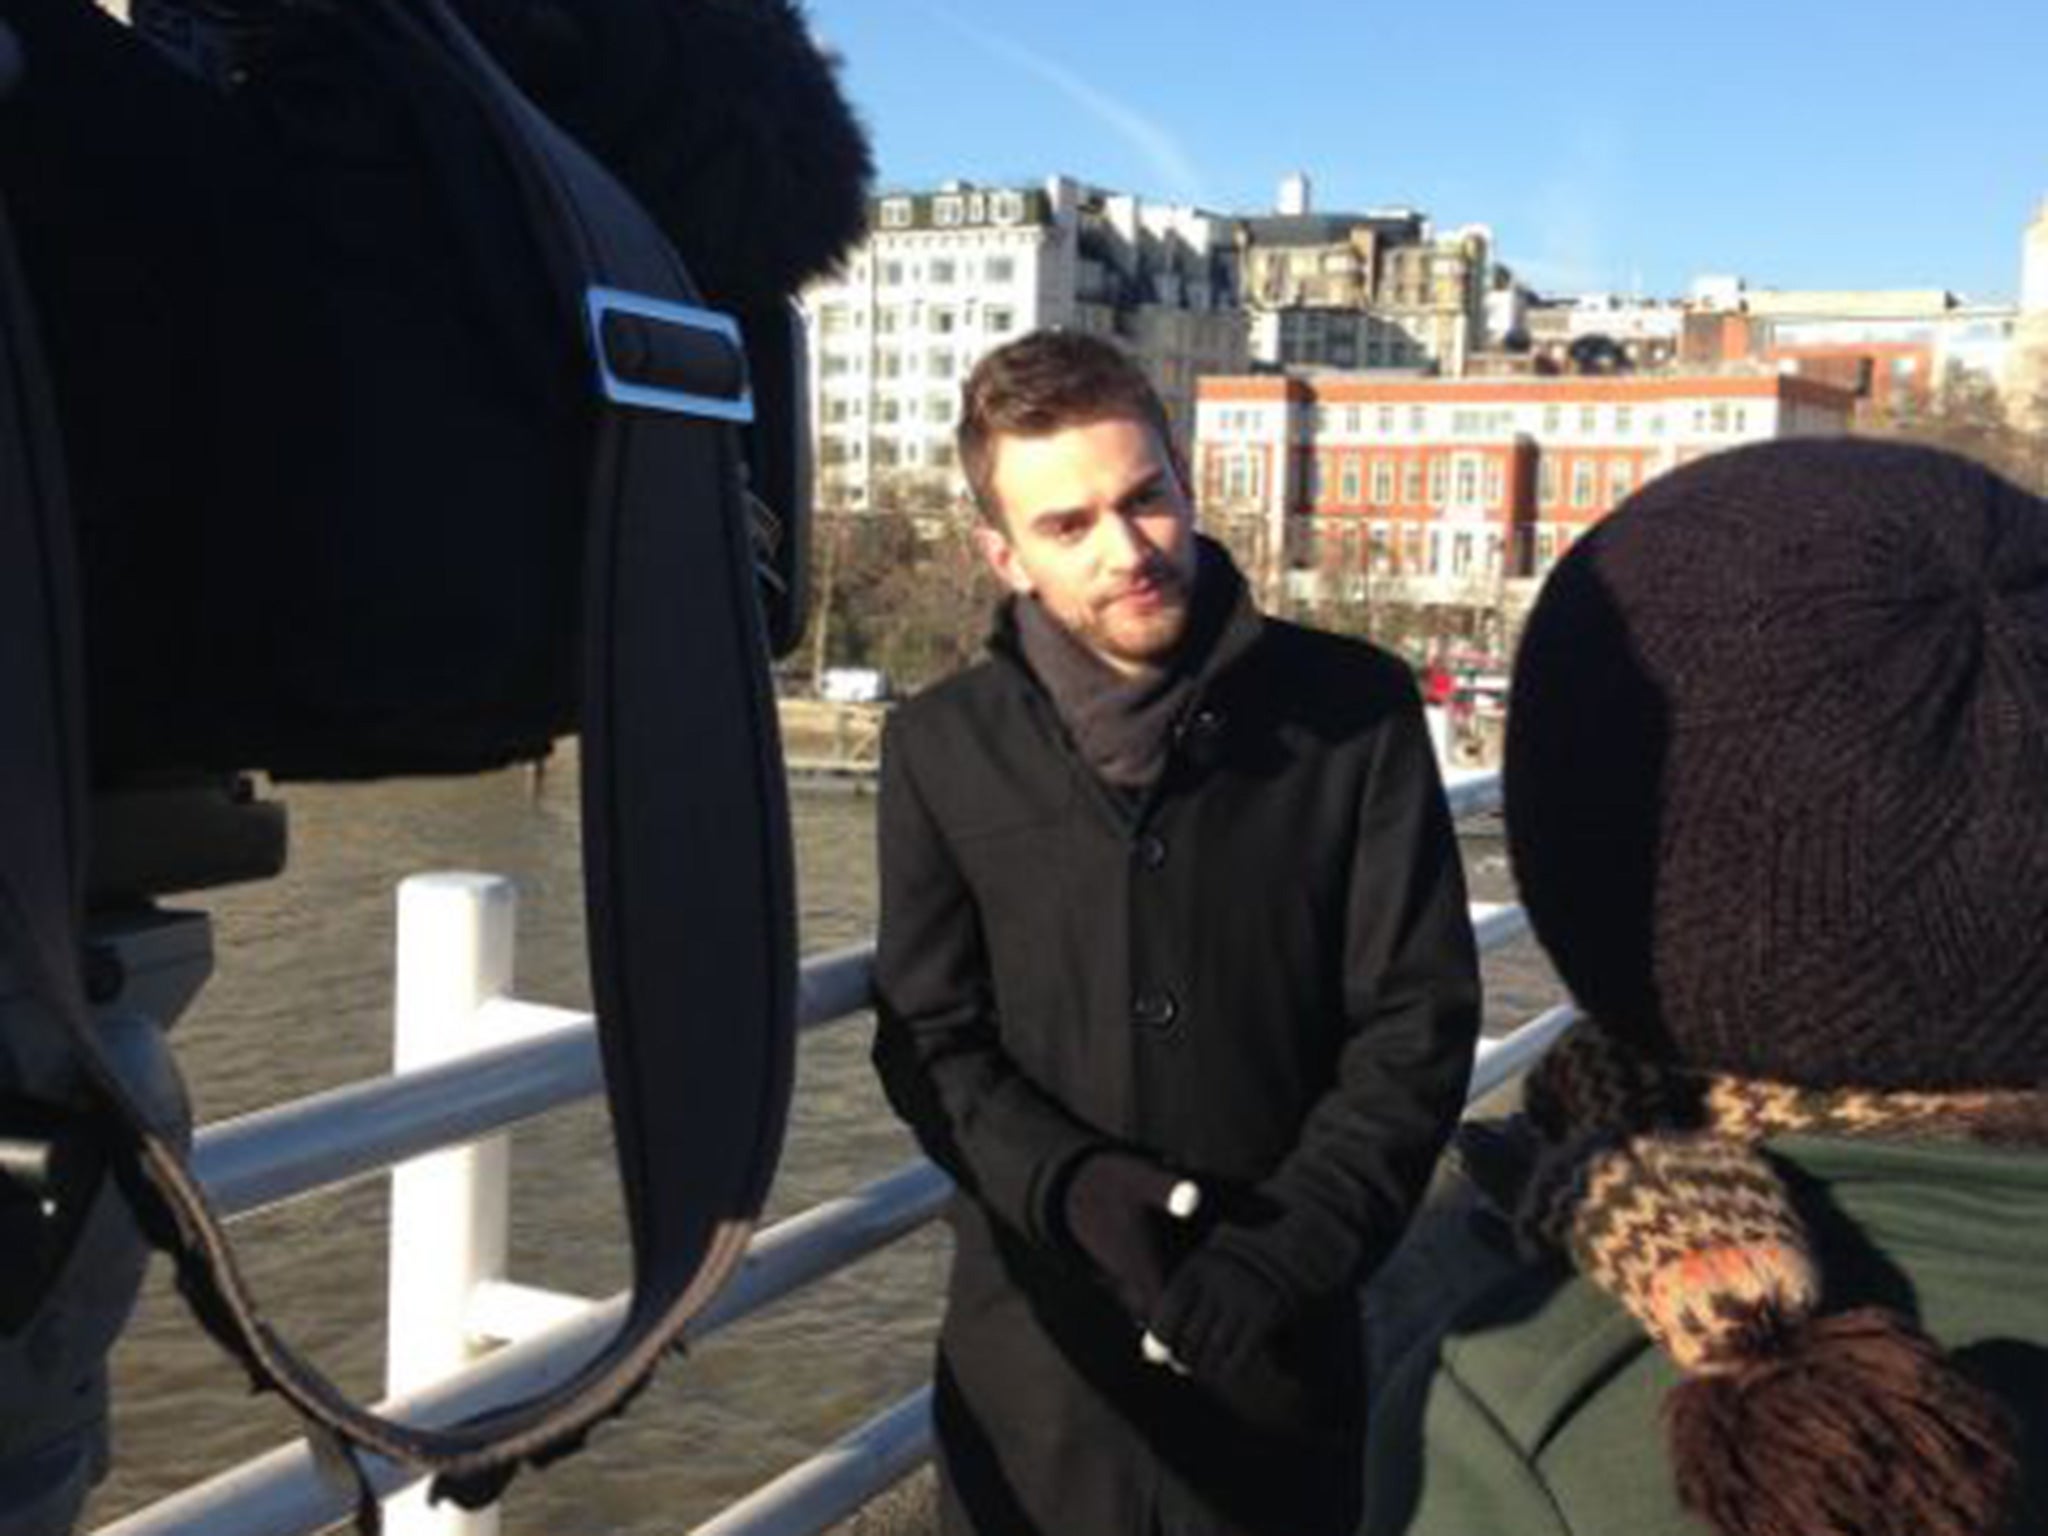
194;1019;599;1219
688;1389;934;1536
193;945;886;1220
1469;1004;1580;1102
1442;767;1502;820
92;1161;954;1536
1468;901;1528;953
795;943;878;1030
194;899;1525;1222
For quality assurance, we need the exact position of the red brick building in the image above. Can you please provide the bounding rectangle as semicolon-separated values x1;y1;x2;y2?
1193;371;1856;612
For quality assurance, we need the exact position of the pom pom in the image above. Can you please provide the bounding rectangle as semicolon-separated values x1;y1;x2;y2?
1666;1307;2020;1536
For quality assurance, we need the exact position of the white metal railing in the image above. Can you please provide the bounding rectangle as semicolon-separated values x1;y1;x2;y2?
95;768;1573;1536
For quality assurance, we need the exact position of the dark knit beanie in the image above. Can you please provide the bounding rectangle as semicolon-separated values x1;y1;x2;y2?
1507;438;2048;1090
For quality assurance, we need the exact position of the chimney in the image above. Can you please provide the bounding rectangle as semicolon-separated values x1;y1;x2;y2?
1278;172;1311;217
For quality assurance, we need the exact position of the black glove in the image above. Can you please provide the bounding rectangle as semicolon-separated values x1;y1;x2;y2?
1057;1148;1190;1318
1148;1243;1295;1384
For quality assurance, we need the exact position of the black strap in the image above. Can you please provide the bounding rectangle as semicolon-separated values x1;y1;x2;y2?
0;0;795;1515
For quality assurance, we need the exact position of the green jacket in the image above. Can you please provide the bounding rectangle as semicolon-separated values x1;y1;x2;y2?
1364;1136;2048;1536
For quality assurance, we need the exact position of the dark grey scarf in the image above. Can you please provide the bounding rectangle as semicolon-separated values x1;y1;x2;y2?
1014;594;1197;791
1013;541;1258;792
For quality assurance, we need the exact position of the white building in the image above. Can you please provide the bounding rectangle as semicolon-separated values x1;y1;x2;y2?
799;176;1247;513
2011;196;2048;418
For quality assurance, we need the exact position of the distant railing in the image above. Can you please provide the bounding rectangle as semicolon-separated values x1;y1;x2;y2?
93;769;1574;1536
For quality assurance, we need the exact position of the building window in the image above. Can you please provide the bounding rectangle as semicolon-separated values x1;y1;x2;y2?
1340;455;1362;504
928;395;952;423
875;349;902;379
1403;458;1424;505
985;306;1015;335
992;190;1025;223
1219;450;1263;502
1572;460;1597;508
1710;403;1731;433
1452;531;1474;576
1578;405;1597;434
1536;527;1557;571
933;196;963;227
875;397;900;424
966;193;986;223
1608;460;1634;503
876;307;902;334
1371;458;1394;505
1483;460;1504;507
878;198;911;229
1615;405;1633;435
1409;405;1427;434
879;260;904;286
1453;456;1479;507
818;304;852;335
985;256;1016;283
1540;459;1559;506
1378;405;1396;434
928;350;957;380
1543;404;1562;435
929;440;956;469
929;259;956;284
1428;456;1448;504
930;307;957;334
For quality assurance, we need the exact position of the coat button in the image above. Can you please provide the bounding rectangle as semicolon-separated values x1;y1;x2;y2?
1131;989;1179;1029
1134;833;1168;870
1178;707;1226;765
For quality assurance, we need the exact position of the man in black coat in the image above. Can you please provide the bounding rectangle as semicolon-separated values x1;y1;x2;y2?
872;331;1481;1536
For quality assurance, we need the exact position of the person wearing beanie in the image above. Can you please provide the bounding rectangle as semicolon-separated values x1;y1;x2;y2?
1363;437;2048;1536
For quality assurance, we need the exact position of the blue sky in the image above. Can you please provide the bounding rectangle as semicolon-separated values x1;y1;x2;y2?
801;0;2045;304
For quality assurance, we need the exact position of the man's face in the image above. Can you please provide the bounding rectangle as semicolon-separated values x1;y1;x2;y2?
977;416;1199;676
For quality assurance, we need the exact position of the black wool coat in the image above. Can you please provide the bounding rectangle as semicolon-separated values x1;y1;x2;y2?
872;563;1481;1536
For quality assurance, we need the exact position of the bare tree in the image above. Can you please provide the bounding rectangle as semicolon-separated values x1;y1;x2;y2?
805;478;999;693
1866;372;2048;496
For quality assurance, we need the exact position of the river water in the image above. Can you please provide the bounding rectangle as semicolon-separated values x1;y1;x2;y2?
88;756;1560;1534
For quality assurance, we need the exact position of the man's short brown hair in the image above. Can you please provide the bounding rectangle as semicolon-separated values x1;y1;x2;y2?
957;330;1176;526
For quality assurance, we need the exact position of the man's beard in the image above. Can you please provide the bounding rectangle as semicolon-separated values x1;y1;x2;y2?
1072;559;1192;672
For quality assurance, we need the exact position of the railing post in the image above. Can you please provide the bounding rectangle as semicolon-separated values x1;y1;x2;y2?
384;874;517;1536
